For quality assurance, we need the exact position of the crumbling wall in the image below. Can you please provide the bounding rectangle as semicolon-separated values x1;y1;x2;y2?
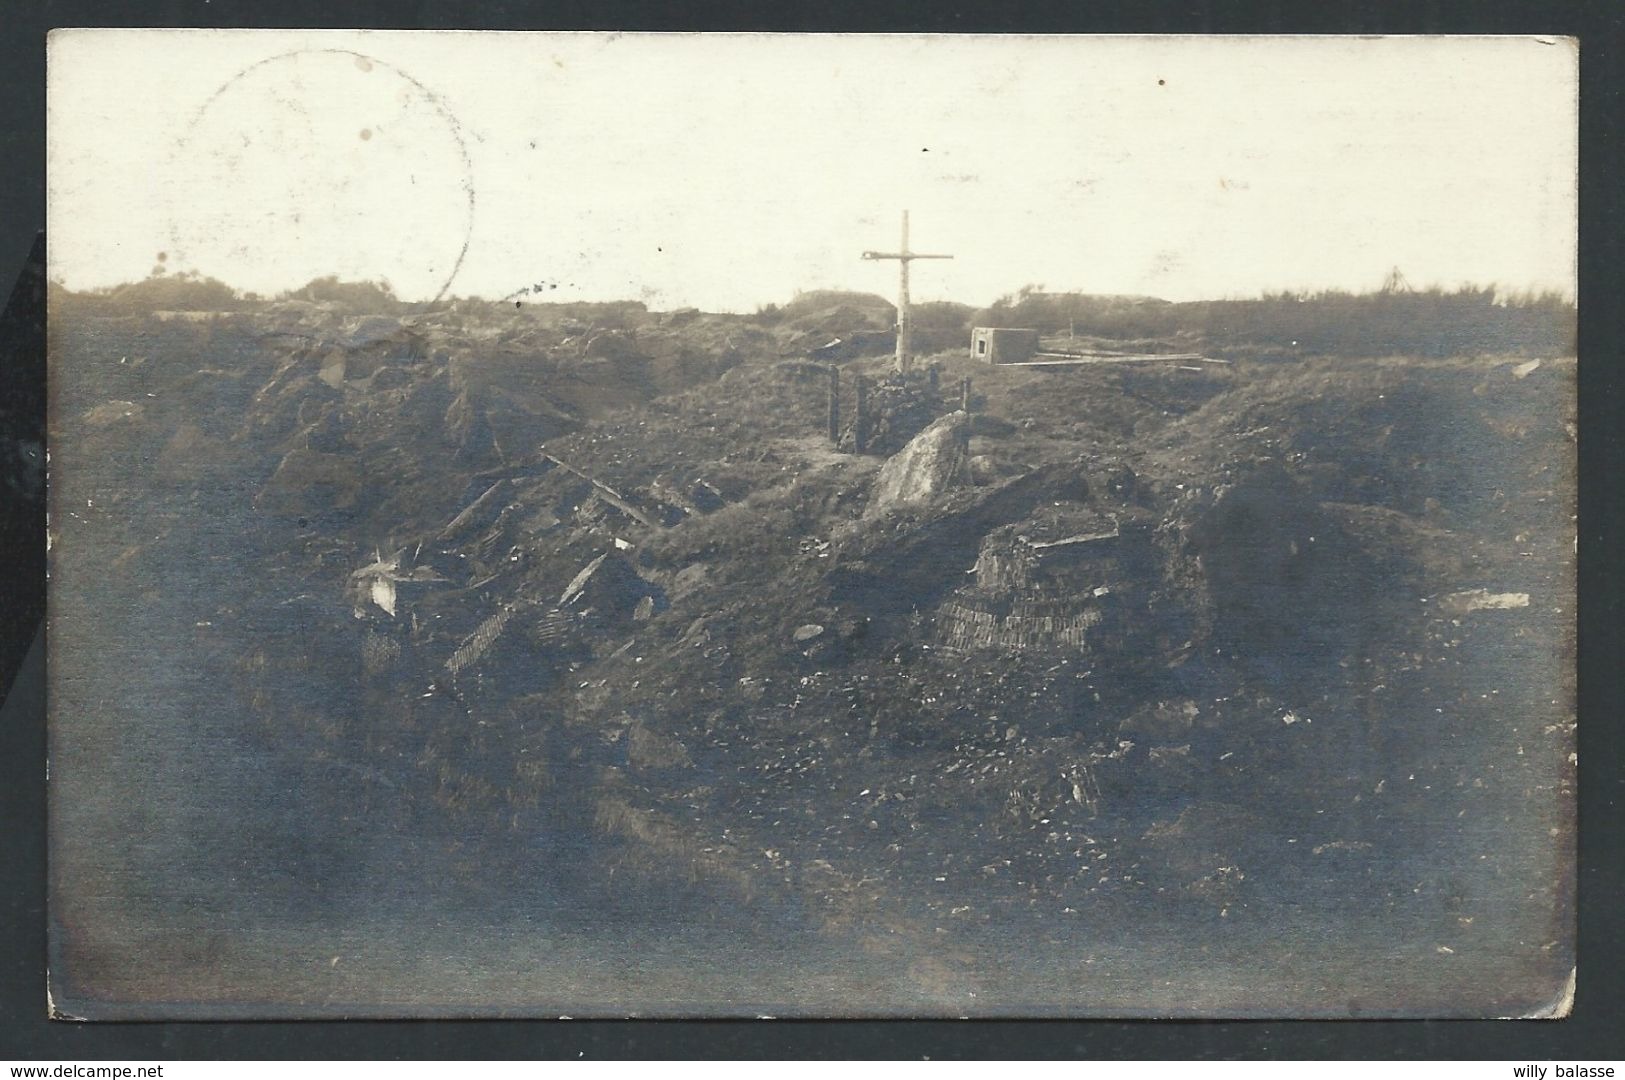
936;596;1107;652
933;523;1134;655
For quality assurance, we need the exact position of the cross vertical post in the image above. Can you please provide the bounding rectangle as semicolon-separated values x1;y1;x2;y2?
827;365;840;444
898;211;911;370
853;374;870;453
862;210;954;374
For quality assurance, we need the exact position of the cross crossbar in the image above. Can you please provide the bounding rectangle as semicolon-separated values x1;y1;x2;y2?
861;210;954;373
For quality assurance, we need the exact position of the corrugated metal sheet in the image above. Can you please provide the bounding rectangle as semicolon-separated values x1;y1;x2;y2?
446;603;519;676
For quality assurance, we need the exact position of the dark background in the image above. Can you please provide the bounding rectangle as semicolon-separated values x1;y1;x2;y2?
3;0;1621;1060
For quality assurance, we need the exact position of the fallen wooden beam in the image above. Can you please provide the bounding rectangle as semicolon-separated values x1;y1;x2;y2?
540;453;660;529
1004;352;1229;366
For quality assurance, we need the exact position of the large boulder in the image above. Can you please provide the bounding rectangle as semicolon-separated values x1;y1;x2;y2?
868;411;971;516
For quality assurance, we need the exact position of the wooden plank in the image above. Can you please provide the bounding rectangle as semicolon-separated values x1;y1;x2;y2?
999;352;1229;367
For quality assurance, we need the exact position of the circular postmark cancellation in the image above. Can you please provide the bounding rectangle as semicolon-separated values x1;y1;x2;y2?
164;48;476;302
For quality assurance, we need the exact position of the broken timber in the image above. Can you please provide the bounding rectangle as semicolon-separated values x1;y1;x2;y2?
539;453;659;529
1018;351;1228;366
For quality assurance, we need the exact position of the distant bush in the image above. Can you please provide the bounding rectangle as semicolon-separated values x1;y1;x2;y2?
973;285;1170;337
972;284;1574;358
283;276;402;314
559;300;649;330
749;302;784;326
98;271;244;312
779;290;895;321
509;299;650;330
909;300;974;333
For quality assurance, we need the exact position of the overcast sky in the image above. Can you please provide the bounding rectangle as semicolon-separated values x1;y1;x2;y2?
47;31;1577;311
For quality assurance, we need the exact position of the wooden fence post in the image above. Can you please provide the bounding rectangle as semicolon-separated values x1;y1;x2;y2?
827;365;840;444
854;374;870;453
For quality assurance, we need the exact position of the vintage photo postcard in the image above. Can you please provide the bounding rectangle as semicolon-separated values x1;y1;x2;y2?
45;30;1576;1018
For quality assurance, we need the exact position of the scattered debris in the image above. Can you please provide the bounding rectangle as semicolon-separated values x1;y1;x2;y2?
1441;589;1531;614
56;287;1575;984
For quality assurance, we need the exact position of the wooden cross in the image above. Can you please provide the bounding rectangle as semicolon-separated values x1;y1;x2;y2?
862;210;954;373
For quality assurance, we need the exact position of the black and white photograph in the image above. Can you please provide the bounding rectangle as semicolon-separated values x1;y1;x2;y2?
42;30;1577;1019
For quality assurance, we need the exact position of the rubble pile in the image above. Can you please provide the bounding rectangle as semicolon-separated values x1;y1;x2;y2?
838;370;953;455
49;291;1574;985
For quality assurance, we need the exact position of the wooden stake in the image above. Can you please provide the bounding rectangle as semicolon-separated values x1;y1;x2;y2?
827;365;840;444
854;374;870;453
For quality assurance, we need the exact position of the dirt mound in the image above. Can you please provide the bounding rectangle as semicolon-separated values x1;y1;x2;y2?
1154;355;1574;518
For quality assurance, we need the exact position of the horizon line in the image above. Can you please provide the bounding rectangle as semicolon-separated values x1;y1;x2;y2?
46;272;1580;314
